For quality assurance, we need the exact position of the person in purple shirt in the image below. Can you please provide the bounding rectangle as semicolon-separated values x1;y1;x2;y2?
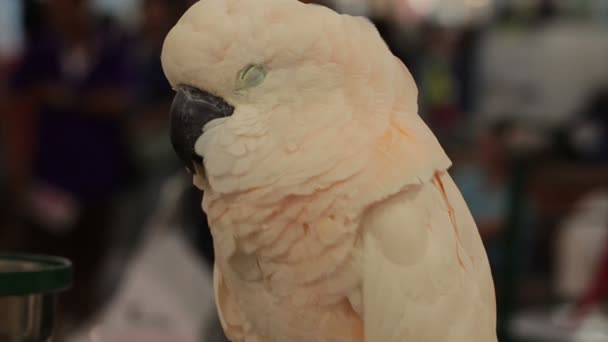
10;1;134;206
7;0;136;330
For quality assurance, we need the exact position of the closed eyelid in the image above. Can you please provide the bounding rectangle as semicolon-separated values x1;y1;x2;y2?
236;64;267;90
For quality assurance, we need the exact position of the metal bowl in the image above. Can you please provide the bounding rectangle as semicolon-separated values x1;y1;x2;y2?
0;255;72;342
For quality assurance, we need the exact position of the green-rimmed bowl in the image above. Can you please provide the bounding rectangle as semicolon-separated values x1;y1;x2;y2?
0;254;72;342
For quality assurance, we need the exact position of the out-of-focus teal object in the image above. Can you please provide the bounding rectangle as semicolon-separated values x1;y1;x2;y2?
0;254;72;342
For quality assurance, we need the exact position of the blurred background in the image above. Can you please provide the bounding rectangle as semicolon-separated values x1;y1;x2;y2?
1;0;607;341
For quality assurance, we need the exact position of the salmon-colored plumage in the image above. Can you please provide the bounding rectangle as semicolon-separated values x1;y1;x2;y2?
162;1;497;341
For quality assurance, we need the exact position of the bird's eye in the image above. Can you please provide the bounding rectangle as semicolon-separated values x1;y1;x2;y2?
237;64;266;90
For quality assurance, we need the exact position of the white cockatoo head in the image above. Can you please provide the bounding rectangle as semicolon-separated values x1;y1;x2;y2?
162;0;419;193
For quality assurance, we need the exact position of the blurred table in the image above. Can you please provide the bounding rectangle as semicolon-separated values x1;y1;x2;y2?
510;308;576;342
66;174;227;342
67;228;220;342
510;307;608;342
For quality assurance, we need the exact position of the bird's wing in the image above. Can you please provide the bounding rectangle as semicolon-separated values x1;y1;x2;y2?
360;171;497;342
214;264;265;342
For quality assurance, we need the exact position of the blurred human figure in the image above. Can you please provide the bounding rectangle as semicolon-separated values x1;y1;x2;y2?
453;25;482;116
554;192;608;309
121;0;202;265
453;120;539;296
129;0;185;179
6;0;135;331
453;121;512;243
451;121;513;311
418;25;462;142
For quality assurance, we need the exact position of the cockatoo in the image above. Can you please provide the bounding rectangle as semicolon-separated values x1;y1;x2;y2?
162;0;497;341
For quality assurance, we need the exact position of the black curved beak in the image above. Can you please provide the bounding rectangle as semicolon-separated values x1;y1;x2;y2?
170;86;234;172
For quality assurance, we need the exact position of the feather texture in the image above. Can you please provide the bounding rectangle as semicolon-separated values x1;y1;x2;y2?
362;172;496;342
161;0;497;341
